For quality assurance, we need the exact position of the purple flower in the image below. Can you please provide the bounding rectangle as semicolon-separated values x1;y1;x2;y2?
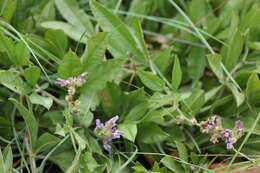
94;116;123;153
95;119;104;129
225;138;236;150
56;78;71;87
56;72;89;87
221;129;232;138
207;124;215;130
106;115;119;128
235;120;243;129
226;143;234;150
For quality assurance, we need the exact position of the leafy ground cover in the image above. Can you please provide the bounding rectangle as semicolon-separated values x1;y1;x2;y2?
0;0;260;172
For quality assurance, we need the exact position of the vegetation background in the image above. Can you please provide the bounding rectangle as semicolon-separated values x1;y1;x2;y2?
0;0;259;172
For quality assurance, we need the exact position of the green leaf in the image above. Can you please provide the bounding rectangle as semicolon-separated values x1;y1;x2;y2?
183;89;205;114
154;47;173;74
172;56;182;91
118;123;137;142
3;146;12;173
24;66;41;86
74;112;93;128
73;131;86;150
190;152;199;165
138;70;165;91
90;0;146;64
246;73;260;106
248;42;260;51
207;54;224;81
99;82;122;116
35;133;60;154
55;0;93;34
9;98;38;149
0;32;15;63
0;71;31;95
1;0;16;22
131;18;149;58
41;21;87;43
161;156;185;173
221;29;243;70
58;51;83;78
45;29;68;57
124;103;148;123
13;41;30;66
66;149;81;173
137;123;168;144
189;0;206;23
49;150;75;172
29;93;53;110
241;4;260;30
226;82;245;106
80;152;101;172
187;47;205;81
81;32;109;72
175;141;188;162
81;59;125;93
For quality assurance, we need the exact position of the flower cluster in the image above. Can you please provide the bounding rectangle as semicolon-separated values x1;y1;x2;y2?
56;72;89;88
200;115;244;150
200;115;223;143
221;120;244;149
56;72;89;114
94;116;124;153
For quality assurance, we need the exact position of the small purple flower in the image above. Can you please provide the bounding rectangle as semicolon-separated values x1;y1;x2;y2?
95;119;104;129
94;116;123;153
106;115;119;128
225;138;236;150
235;120;243;129
80;72;89;79
56;72;89;87
221;129;232;138
207;124;215;130
56;78;71;87
226;143;234;150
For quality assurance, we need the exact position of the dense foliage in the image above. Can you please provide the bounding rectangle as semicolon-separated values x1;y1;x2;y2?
0;0;260;172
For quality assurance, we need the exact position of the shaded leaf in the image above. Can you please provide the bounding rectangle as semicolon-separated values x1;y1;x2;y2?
55;0;93;34
81;32;109;72
29;93;53;110
138;70;165;91
90;0;146;64
161;156;185;173
172;56;182;91
137;123;168;144
58;51;83;78
118;123;137;142
24;66;41;86
9;98;38;149
0;71;31;95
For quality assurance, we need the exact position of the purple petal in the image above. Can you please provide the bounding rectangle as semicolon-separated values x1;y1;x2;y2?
207;124;215;130
103;142;112;153
104;137;113;144
95;119;104;129
56;78;69;87
80;72;89;78
221;129;232;138
235;120;243;129
112;130;124;139
226;143;234;150
106;115;119;127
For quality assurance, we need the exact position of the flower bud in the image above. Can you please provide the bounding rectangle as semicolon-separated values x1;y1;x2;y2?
68;87;76;95
65;95;73;102
74;100;81;107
